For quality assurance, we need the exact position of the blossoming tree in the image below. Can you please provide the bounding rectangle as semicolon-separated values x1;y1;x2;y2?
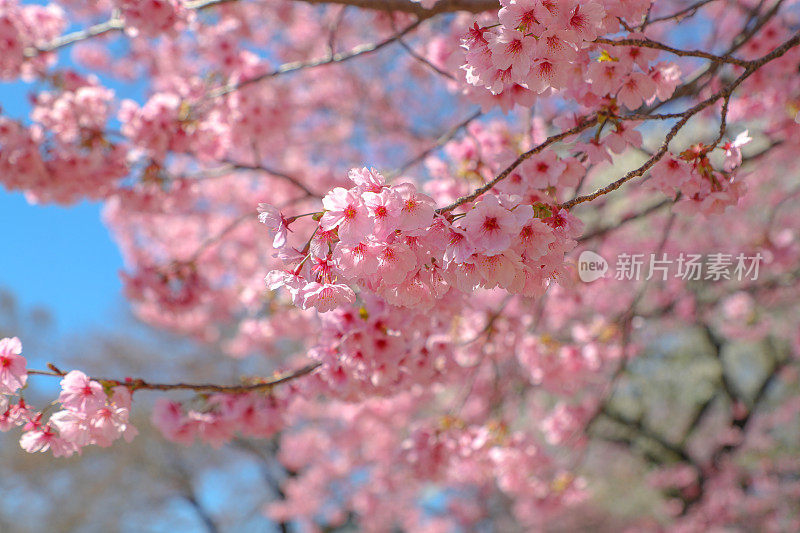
2;0;800;529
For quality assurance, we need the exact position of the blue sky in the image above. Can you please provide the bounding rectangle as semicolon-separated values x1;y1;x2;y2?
0;192;124;333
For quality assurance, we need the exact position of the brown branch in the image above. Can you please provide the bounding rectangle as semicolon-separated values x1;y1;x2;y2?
682;350;788;515
208;19;424;98
643;0;785;114
436;117;600;213
578;198;672;242
644;0;720;25
25;0;238;57
294;0;498;16
24;18;124;57
599;408;700;466
27;362;322;394
703;325;739;403
595;37;749;67
184;0;240;8
728;0;786;56
187;212;252;262
397;37;457;80
561;30;800;210
178;163;319;198
227;162;321;198
27;0;492;59
392;109;482;176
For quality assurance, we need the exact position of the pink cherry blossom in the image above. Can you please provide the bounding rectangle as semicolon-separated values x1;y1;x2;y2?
58;371;106;414
617;72;658;110
374;242;418;286
363;189;402;239
320;187;374;244
723;130;752;171
301;282;357;313
332;240;380;277
20;425;77;457
443;220;476;264
460;195;525;256
498;0;541;33
117;0;188;38
487;29;538;82
258;203;291;248
348;167;385;193
393;182;436;232
563;1;605;42
0;337;26;395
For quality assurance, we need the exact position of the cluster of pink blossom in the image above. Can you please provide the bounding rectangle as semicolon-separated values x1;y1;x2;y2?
116;0;188;38
0;0;65;80
0;338;137;456
43;371;138;452
269;393;593;530
517;334;605;394
306;292;465;399
647;131;751;217
461;0;680;112
586;52;680;111
463;1;606;99
489;434;588;526
263;167;582;314
121;262;211;314
0;77;127;204
119;93;222;163
539;401;592;445
31;84;115;144
433;118;595;200
222;79;294;156
152;391;287;448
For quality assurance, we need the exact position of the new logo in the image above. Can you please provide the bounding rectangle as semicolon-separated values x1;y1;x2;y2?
578;251;608;282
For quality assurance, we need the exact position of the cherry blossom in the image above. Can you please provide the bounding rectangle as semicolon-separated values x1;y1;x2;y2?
320;187;374;244
0;337;26;395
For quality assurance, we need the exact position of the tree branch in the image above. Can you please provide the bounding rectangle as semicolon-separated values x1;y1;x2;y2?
561;30;800;210
392;109;483;177
27;362;322;394
294;0;497;16
208;18;425;97
595;37;749;67
436;117;600;213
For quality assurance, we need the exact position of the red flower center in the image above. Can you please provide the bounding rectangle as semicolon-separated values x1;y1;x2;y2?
483;217;500;232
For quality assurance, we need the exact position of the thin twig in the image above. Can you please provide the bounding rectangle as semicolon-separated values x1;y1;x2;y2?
27;362;322;394
392;109;482;176
208;19;424;98
595;37;749;67
644;0;720;25
397;37;457;80
228;162;320;197
436;117;599;213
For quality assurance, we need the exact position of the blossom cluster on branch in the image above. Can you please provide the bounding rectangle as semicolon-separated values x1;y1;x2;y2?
1;338;136;456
